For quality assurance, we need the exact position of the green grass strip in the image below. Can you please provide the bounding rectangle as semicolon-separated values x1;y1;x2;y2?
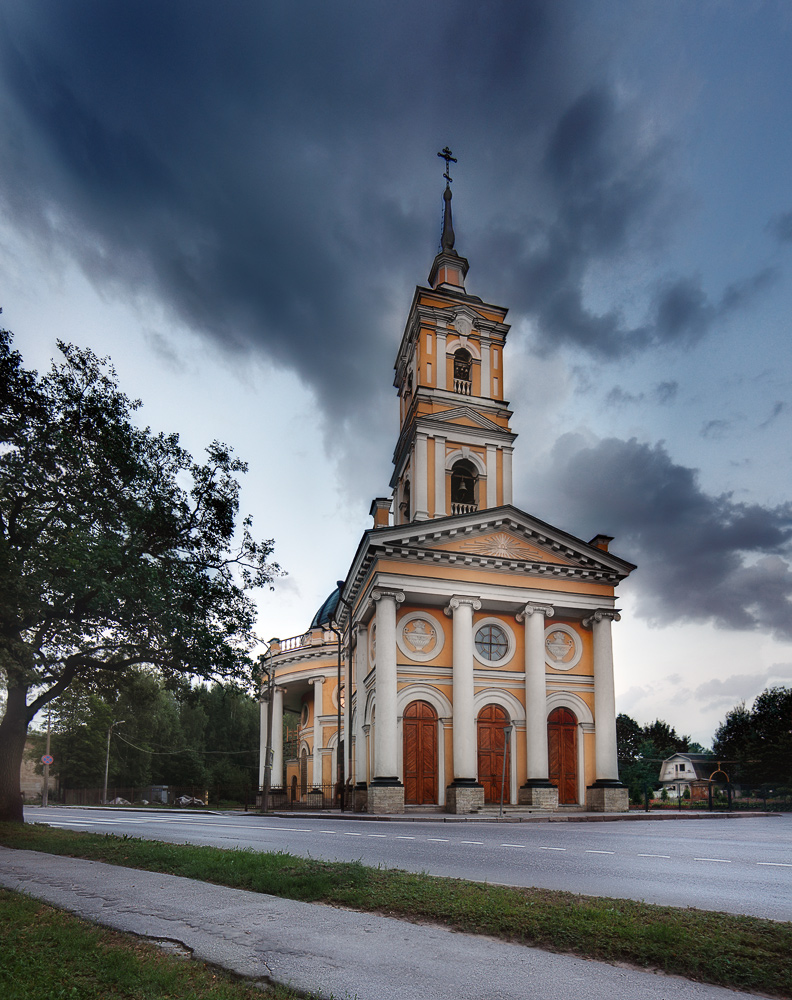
2;822;790;997
0;887;302;1000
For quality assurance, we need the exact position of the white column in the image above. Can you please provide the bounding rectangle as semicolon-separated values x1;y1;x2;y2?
258;696;267;789
516;603;554;784
271;686;284;788
583;610;621;783
486;444;497;509
309;676;324;789
481;341;491;397
444;595;481;782
437;331;447;389
371;590;404;781
343;638;352;784
502;448;513;505
354;624;368;785
414;433;429;520
434;434;446;517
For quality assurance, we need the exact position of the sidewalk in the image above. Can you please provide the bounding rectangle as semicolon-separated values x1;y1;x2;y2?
0;846;764;1000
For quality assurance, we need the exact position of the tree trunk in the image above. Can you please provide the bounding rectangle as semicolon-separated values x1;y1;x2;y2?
0;685;30;823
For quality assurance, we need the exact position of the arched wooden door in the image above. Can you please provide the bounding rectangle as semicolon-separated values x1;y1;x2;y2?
548;707;578;804
477;704;511;804
403;700;438;804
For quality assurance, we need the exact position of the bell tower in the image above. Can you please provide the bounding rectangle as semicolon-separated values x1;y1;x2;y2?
390;150;517;524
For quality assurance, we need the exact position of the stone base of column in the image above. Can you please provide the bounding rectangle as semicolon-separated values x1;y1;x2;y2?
368;780;404;814
445;781;484;814
518;782;558;809
586;780;629;813
354;782;368;813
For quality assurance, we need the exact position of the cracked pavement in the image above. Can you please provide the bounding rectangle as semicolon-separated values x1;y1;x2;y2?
0;847;765;999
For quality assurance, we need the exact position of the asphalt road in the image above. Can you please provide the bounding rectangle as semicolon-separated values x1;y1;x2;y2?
26;806;792;922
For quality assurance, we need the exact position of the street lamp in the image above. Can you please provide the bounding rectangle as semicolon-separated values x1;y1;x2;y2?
103;720;125;805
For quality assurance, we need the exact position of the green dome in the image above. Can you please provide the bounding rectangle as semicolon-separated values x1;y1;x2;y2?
310;586;340;629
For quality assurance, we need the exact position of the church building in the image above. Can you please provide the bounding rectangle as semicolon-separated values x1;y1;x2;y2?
260;155;635;814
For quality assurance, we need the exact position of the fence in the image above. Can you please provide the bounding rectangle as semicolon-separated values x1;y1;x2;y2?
256;782;349;812
631;784;792;812
57;784;256;809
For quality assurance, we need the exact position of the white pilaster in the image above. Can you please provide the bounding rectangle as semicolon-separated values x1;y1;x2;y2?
583;610;621;782
434;434;446;517
309;676;324;789
486;444;497;509
516;603;554;783
414;433;429;520
502;447;513;505
371;590;405;781
444;595;481;781
481;341;490;397
436;331;447;389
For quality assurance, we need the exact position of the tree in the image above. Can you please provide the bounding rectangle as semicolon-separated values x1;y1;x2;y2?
713;687;792;786
0;331;278;822
641;719;691;757
616;713;643;760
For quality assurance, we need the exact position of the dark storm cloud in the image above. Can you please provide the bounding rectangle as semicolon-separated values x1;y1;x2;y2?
536;435;792;640
479;86;778;361
0;0;777;436
0;0;567;427
605;380;679;408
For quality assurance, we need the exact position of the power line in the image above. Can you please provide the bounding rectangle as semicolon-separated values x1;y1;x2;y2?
115;733;258;756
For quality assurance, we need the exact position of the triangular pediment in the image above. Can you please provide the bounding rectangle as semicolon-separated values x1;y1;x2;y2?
371;506;636;578
429;529;572;564
425;406;503;433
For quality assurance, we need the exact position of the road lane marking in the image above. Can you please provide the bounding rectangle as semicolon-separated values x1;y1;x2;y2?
694;858;731;863
460;841;483;845
428;838;450;842
343;832;362;836
586;850;615;854
396;836;415;840
539;847;566;851
367;834;387;838
638;854;670;858
501;844;525;848
319;830;336;834
259;826;311;833
757;862;792;867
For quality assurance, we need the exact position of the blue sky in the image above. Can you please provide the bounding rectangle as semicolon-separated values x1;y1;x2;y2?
1;1;791;744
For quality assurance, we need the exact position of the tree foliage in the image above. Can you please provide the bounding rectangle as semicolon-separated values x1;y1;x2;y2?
0;331;278;821
712;687;792;787
35;671;261;801
616;713;698;802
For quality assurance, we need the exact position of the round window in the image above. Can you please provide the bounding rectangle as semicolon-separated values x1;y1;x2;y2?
475;624;508;661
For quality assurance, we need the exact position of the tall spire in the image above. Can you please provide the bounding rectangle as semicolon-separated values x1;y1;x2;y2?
437;147;457;251
429;146;469;291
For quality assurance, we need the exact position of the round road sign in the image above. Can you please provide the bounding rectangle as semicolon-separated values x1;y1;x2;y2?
41;754;54;766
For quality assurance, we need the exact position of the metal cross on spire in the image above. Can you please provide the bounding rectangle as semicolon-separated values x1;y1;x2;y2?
437;146;457;186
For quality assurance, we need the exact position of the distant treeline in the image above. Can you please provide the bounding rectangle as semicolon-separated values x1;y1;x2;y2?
28;669;269;802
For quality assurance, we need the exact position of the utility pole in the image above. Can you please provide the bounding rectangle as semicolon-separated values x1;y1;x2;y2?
41;704;52;807
103;720;125;804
